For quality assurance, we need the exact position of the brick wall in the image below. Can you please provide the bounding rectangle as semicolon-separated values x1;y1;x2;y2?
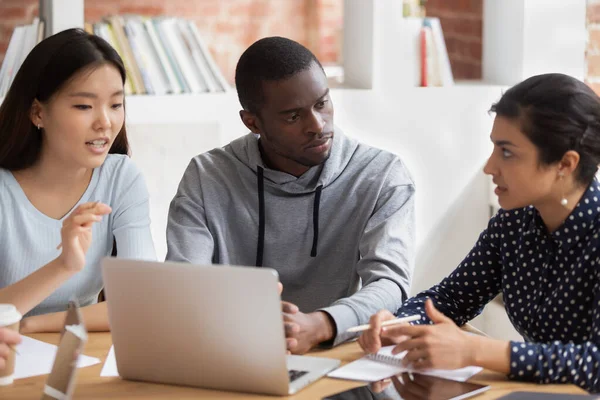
0;0;343;84
425;0;483;80
588;0;600;93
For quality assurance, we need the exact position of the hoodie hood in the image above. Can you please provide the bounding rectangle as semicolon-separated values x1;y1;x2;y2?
227;127;359;194
226;127;358;265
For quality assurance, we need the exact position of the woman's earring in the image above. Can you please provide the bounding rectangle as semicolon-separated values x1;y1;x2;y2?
37;124;41;131
559;171;568;207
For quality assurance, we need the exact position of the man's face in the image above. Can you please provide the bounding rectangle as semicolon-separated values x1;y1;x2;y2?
242;62;335;176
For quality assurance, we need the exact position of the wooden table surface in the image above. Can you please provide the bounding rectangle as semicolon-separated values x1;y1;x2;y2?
0;333;588;399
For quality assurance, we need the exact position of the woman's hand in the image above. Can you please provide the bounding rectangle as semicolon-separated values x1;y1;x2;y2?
0;327;21;369
385;299;476;370
57;202;111;272
358;309;410;354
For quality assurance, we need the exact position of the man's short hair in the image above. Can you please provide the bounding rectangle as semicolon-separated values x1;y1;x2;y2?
235;36;324;114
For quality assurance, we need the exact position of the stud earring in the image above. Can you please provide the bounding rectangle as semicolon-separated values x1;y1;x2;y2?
37;124;41;130
559;171;568;207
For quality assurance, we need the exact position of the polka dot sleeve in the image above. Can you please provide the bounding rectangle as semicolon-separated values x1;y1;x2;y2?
508;277;600;392
396;212;504;326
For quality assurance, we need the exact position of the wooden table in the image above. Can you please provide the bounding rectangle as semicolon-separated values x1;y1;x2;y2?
0;333;588;399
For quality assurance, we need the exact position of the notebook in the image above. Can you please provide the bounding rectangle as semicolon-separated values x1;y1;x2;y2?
328;346;482;382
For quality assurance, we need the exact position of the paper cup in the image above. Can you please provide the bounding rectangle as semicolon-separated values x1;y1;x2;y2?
0;304;22;385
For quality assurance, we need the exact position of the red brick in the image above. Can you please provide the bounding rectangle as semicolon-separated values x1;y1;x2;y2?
0;0;32;5
450;39;482;62
85;6;119;23
468;40;482;61
469;0;483;14
453;18;482;37
450;59;482;80
190;4;221;18
0;40;9;55
215;21;239;34
438;17;456;35
118;5;166;16
589;54;600;77
589;29;600;53
168;1;222;16
590;4;600;24
229;2;265;18
0;6;28;19
321;50;337;63
587;81;600;96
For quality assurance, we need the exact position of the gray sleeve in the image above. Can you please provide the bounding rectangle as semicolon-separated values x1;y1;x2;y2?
165;159;215;264
112;159;156;261
319;159;415;345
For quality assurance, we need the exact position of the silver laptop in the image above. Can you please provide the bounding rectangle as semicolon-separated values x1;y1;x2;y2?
101;258;341;395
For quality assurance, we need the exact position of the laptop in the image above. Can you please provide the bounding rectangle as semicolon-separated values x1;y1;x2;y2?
101;258;341;395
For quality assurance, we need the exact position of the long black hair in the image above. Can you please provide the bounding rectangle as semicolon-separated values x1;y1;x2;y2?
491;73;600;185
0;28;129;171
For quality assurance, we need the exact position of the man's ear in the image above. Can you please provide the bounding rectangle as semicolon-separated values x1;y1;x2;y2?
29;99;44;129
239;110;262;134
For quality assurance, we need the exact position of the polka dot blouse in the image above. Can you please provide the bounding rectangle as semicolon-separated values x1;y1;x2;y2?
396;180;600;392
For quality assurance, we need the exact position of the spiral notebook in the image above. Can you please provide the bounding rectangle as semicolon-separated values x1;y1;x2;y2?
328;346;482;382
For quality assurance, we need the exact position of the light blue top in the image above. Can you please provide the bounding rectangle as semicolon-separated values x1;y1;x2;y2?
0;154;156;316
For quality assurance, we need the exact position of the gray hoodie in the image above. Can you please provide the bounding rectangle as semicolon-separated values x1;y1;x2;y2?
166;130;415;345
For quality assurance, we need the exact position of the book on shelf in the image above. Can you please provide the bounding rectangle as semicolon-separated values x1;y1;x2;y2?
0;18;45;98
0;15;230;98
419;17;454;87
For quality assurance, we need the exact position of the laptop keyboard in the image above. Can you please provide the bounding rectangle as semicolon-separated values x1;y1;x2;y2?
288;369;309;382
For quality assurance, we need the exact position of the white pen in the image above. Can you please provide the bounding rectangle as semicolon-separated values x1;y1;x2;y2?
346;315;421;333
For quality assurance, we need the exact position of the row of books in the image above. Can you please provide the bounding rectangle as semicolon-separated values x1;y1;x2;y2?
0;15;229;98
88;16;229;95
0;18;44;98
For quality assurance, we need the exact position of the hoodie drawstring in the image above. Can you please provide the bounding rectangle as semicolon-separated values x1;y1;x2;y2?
255;167;323;265
311;185;323;257
256;166;265;267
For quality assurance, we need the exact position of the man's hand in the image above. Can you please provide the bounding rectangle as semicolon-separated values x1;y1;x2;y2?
279;283;299;351
278;282;335;354
283;310;334;354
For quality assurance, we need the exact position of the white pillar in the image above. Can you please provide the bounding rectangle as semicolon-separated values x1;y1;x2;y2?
483;0;587;85
342;0;422;90
39;0;84;38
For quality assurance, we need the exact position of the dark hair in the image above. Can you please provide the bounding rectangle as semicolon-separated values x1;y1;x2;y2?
491;73;600;185
0;28;129;171
234;36;323;114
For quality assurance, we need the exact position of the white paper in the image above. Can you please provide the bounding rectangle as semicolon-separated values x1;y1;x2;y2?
328;356;405;381
328;346;482;382
100;345;119;377
64;324;87;340
14;335;100;380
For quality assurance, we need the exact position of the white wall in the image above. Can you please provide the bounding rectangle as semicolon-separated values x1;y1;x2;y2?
483;0;586;85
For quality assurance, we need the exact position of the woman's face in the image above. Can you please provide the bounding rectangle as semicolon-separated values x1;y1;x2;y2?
32;63;125;169
484;116;562;210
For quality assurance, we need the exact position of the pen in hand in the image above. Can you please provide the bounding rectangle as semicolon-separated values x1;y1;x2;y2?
346;315;421;333
9;345;20;356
